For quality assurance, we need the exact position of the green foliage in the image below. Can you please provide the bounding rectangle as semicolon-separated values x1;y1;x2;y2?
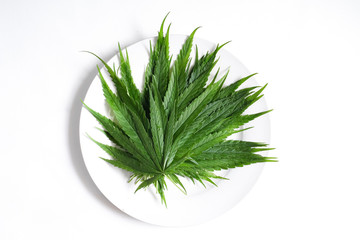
84;16;275;206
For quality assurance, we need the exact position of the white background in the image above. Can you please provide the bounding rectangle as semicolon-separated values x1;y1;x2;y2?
1;0;359;239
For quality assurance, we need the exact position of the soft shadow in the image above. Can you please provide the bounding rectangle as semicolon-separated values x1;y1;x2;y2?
68;40;149;224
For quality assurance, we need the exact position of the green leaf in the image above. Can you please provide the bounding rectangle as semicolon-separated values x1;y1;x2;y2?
217;110;272;131
163;72;177;116
192;152;276;171
82;103;153;163
177;50;225;113
162;102;176;168
88;137;156;174
135;174;162;192
85;51;149;131
83;15;275;205
190;128;242;156
142;14;171;114
170;27;199;94
143;40;155;113
149;83;165;165
97;67;145;152
129;109;162;170
153;24;171;97
118;44;142;104
174;77;225;139
215;73;258;100
167;174;187;194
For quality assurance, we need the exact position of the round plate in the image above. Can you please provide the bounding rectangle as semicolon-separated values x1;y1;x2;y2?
79;35;270;226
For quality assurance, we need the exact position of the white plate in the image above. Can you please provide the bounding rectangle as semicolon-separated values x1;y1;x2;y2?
79;35;271;226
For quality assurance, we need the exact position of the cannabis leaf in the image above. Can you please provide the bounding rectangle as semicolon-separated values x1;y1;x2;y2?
83;15;275;206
